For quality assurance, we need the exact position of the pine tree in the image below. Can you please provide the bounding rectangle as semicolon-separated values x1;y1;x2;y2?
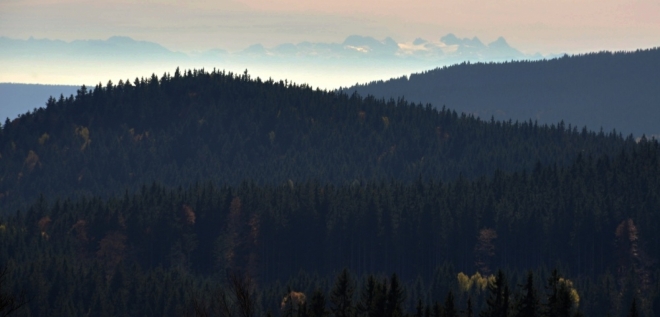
415;299;424;317
516;271;539;317
465;297;473;317
480;270;510;317
357;276;377;317
386;273;405;317
544;270;572;317
626;298;639;317
443;291;458;317
330;269;354;317
310;288;327;317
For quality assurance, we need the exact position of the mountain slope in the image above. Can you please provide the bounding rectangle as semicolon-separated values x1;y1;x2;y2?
1;67;658;317
345;48;660;137
0;68;632;211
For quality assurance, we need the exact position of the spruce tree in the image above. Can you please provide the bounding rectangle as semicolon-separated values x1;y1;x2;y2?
386;273;405;317
310;288;327;317
626;298;639;317
443;291;458;317
516;271;539;317
544;270;572;317
465;297;473;317
330;269;354;317
480;270;510;317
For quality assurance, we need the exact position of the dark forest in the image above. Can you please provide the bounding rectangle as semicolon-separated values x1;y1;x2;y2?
345;48;660;137
1;66;658;316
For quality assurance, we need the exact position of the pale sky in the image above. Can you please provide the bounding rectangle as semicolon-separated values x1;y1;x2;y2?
1;0;659;54
1;0;660;90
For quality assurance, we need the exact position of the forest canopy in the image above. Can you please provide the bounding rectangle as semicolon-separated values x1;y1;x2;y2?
1;67;659;316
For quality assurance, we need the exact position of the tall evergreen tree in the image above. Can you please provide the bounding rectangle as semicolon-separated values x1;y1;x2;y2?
330;269;354;317
443;291;458;317
480;270;510;317
415;300;424;317
357;276;378;317
626;298;639;317
310;289;327;317
516;271;539;317
386;273;405;317
544;270;572;317
465;298;473;317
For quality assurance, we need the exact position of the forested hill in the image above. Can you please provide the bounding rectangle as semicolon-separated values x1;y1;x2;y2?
0;69;633;211
2;68;660;317
344;47;660;137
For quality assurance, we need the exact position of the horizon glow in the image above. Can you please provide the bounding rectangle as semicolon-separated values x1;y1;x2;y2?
0;0;659;88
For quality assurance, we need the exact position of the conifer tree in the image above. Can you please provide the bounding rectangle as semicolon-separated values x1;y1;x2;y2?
626;298;639;317
443;291;458;317
544;270;572;317
357;276;378;317
386;273;405;317
480;270;510;317
465;298;473;317
330;269;354;317
310;289;327;317
515;271;539;317
415;299;424;317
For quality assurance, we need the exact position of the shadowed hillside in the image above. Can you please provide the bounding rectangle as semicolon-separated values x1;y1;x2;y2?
345;48;660;137
1;67;659;317
0;68;632;211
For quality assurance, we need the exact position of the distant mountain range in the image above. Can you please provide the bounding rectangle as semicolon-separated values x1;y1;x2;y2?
0;36;186;61
0;34;539;62
345;48;660;138
1;34;550;119
232;33;536;62
3;36;657;139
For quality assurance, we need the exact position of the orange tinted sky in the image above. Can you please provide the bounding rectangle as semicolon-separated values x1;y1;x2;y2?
1;0;659;53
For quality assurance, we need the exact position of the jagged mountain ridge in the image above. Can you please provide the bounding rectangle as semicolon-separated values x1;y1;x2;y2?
0;33;530;61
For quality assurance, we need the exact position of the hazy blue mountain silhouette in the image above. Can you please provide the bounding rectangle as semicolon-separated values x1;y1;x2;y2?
0;36;186;61
240;43;269;56
236;34;528;61
441;33;485;48
341;35;399;56
1;34;533;62
0;83;79;121
345;48;660;137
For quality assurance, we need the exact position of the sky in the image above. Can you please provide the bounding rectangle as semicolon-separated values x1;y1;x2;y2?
1;0;659;54
1;0;659;91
